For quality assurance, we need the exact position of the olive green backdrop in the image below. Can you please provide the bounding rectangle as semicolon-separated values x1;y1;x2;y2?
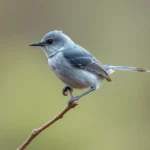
0;0;150;150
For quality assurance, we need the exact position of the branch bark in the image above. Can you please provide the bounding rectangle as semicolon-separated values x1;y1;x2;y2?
17;90;78;150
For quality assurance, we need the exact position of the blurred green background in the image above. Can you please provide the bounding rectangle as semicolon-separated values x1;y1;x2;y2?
0;0;150;150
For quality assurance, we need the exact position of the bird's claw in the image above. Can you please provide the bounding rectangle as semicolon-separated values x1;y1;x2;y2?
68;96;79;106
62;86;73;96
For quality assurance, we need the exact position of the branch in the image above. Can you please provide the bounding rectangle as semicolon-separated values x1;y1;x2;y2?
17;90;78;150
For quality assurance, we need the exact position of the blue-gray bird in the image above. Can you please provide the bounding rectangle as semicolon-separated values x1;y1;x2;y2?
29;30;150;105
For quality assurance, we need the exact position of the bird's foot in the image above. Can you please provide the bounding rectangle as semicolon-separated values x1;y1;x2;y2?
68;96;79;106
62;86;73;96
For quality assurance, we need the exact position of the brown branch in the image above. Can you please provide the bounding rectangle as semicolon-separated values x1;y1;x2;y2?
17;90;78;150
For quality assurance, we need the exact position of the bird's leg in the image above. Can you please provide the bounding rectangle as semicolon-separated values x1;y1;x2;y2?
62;86;73;96
68;87;96;106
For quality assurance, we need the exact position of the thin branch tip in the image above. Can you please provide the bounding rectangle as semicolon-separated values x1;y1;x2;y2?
17;89;78;150
71;101;78;107
32;129;38;135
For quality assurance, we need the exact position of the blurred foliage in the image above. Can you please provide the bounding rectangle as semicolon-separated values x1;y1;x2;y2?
0;0;150;150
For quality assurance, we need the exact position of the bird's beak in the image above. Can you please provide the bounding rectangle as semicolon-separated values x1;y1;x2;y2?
29;42;44;47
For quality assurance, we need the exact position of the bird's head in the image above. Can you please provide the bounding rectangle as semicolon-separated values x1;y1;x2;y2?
29;30;73;57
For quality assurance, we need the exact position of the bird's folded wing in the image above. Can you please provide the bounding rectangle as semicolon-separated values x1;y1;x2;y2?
63;48;112;82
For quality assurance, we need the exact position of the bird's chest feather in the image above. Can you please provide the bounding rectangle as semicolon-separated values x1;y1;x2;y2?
48;53;70;76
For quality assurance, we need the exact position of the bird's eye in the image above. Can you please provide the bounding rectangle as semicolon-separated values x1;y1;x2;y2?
47;39;53;44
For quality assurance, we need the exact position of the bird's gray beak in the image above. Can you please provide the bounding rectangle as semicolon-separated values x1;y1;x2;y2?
29;42;44;47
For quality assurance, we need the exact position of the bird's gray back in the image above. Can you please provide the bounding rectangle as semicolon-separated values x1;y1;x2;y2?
63;44;112;81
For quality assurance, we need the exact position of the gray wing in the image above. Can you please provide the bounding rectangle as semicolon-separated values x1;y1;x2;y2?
63;46;112;82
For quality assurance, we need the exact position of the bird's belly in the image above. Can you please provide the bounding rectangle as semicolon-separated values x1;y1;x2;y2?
59;70;90;89
48;56;101;89
55;68;100;89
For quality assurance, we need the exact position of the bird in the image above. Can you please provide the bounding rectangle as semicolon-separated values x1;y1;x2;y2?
29;30;150;105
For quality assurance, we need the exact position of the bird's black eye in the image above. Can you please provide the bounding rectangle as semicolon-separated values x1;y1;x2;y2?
47;39;53;44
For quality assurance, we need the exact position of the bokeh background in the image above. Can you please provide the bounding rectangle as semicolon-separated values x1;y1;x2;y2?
0;0;150;150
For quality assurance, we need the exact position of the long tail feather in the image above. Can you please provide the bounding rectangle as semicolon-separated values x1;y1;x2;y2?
104;65;150;75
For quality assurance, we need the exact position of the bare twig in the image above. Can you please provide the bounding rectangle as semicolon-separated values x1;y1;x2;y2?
17;90;78;150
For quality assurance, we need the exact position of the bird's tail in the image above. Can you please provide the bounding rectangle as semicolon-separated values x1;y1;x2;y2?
104;65;150;75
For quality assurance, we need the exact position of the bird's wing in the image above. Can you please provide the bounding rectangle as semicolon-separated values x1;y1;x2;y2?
63;46;112;82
